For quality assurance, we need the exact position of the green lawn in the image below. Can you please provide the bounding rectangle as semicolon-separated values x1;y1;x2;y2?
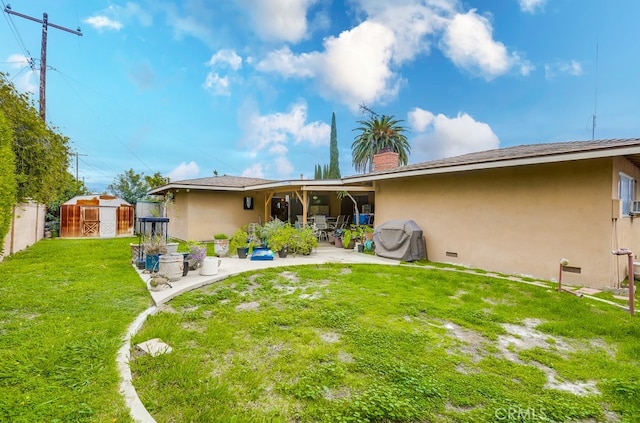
0;237;150;422
2;239;640;422
132;264;640;422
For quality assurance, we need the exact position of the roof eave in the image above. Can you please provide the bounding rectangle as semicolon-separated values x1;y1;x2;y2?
344;145;640;183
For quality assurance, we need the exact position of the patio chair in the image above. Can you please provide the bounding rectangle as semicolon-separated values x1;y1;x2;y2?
334;214;346;229
313;215;330;241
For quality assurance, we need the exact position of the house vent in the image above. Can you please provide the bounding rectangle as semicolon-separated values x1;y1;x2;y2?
562;266;581;274
446;251;458;258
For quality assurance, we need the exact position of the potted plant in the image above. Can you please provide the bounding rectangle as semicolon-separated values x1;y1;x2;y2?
268;223;298;258
334;229;344;248
186;240;207;270
143;235;168;272
229;226;255;258
292;225;318;255
213;233;230;257
258;219;285;247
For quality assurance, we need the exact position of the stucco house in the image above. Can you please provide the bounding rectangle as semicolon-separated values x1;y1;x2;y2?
149;138;640;289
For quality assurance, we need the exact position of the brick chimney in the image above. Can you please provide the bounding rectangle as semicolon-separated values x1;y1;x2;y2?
372;150;399;171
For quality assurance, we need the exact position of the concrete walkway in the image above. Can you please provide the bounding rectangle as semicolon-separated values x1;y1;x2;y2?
119;245;400;422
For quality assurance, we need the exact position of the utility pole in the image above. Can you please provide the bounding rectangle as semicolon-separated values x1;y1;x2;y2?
4;5;82;122
74;152;87;182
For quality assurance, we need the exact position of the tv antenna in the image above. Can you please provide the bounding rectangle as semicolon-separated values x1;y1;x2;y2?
589;40;599;140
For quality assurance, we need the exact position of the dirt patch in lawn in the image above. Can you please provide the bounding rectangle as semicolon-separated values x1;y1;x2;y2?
445;318;601;396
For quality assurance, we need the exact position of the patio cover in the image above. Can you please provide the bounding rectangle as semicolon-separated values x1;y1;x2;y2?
373;220;426;261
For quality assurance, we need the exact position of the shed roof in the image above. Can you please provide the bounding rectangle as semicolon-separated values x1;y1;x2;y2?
62;195;132;207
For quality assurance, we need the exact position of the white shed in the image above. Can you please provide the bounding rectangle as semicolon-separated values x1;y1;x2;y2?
60;195;135;238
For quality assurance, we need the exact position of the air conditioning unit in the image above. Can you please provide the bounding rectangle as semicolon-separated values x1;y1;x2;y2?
631;201;640;215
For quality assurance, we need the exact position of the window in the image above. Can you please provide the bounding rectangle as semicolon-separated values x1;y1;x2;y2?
619;173;635;216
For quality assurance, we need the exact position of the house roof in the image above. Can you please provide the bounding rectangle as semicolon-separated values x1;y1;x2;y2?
343;138;640;182
148;138;640;194
148;175;276;194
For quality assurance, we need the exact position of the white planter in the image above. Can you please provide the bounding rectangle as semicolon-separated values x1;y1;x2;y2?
166;242;179;254
159;253;183;281
213;239;230;257
200;257;221;276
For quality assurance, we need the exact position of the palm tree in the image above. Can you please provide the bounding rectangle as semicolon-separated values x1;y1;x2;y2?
351;114;410;173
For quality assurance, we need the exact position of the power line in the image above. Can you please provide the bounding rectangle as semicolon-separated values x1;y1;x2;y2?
1;0;33;64
3;5;82;121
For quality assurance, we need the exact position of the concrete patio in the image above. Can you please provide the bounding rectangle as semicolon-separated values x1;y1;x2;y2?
135;244;400;306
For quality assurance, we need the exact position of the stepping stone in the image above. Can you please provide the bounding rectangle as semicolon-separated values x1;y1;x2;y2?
135;338;172;357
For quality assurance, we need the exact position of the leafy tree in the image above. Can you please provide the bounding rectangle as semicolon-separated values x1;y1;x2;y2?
108;169;150;205
328;112;341;178
145;172;169;190
314;164;321;179
323;164;329;180
0;111;16;251
351;114;411;173
0;73;71;204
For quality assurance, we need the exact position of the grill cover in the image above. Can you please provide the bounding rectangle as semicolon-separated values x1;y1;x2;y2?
373;220;426;261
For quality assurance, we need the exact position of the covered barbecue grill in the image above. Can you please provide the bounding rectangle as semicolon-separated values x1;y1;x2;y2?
373;219;426;261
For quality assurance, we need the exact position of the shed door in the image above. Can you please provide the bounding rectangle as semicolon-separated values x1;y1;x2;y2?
81;207;100;237
100;207;117;238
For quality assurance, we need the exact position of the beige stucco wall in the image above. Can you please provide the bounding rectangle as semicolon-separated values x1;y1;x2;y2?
2;202;46;260
167;190;267;241
374;158;622;288
610;156;640;285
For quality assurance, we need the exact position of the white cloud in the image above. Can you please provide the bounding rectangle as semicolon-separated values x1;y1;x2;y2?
352;0;451;64
203;50;243;96
206;49;243;71
544;60;583;79
202;73;230;96
242;101;330;151
237;0;317;43
242;163;265;178
318;21;399;108
273;156;295;176
167;161;200;180
239;101;330;177
256;21;400;110
519;0;547;14
83;16;123;31
84;2;152;31
255;1;530;108
409;107;500;162
255;46;318;78
440;9;532;80
408;107;435;132
5;54;37;93
155;2;216;47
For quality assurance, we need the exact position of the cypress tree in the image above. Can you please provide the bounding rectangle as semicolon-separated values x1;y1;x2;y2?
328;112;341;178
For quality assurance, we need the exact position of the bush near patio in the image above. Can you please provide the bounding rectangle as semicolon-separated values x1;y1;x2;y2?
0;237;149;422
131;264;640;422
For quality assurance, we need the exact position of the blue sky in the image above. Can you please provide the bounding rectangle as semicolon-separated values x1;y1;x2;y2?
1;0;638;193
